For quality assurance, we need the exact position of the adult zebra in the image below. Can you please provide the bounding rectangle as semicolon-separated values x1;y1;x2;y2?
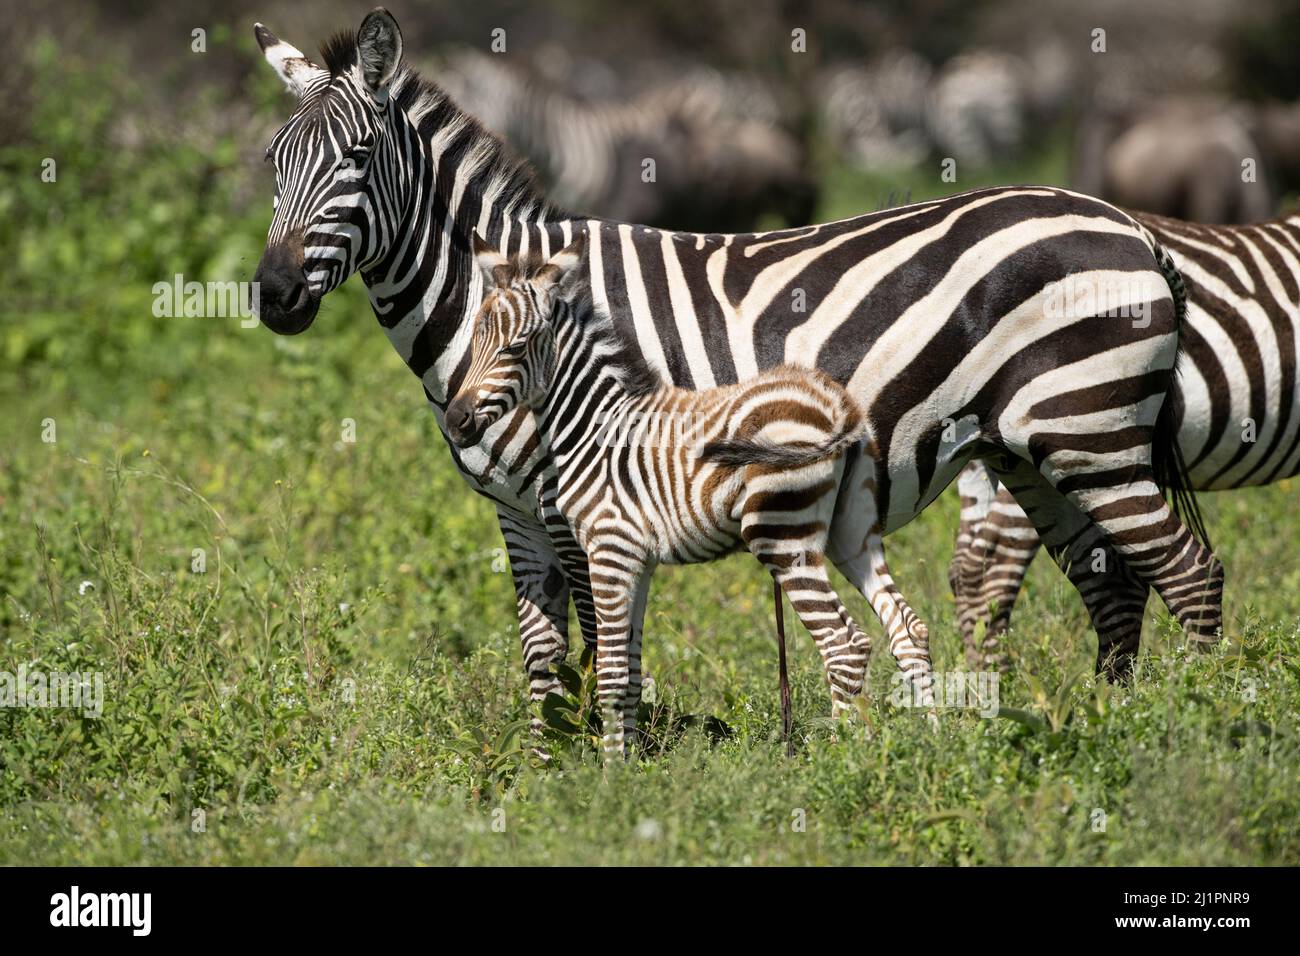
953;210;1300;671
249;9;1222;729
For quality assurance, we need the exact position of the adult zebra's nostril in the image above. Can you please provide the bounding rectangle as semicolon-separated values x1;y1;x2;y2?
288;279;310;311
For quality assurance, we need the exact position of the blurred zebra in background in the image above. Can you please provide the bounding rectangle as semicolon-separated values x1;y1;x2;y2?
434;48;817;232
819;45;1070;171
953;209;1300;669
817;51;932;169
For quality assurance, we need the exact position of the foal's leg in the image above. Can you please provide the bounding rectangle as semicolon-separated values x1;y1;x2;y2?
496;510;573;747
622;571;654;753
586;539;650;763
753;549;869;716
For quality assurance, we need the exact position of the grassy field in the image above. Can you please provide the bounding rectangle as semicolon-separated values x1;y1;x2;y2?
2;41;1298;866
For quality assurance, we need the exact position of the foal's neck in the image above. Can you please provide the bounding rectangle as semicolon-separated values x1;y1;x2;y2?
536;299;668;462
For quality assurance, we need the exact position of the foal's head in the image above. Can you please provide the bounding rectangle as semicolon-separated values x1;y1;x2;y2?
445;234;585;448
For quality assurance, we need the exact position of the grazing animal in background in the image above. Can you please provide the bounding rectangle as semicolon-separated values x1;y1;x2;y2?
1073;98;1274;224
818;53;933;169
447;236;931;758
953;209;1300;671
436;48;816;232
925;51;1028;168
1073;97;1300;224
249;9;1222;746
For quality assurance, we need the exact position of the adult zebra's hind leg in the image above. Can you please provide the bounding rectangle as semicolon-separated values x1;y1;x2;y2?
987;457;1165;680
1044;457;1224;651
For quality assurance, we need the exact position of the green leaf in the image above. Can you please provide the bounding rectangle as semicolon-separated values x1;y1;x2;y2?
552;662;583;698
995;706;1049;735
541;692;580;734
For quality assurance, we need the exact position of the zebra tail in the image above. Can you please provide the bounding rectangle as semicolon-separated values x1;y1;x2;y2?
699;425;867;469
1148;236;1213;551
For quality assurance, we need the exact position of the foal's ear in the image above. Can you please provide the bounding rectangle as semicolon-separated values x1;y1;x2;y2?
253;22;327;97
533;235;587;297
357;8;403;100
471;232;512;288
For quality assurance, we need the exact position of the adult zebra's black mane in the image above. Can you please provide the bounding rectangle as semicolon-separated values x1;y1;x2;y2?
315;30;566;225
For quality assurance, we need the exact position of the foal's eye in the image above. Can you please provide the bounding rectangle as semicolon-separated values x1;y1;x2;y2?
499;341;528;359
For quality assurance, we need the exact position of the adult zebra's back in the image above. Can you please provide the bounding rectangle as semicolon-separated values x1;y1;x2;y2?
248;10;1222;723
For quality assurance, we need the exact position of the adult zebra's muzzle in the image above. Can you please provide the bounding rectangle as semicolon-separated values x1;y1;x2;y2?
253;240;320;335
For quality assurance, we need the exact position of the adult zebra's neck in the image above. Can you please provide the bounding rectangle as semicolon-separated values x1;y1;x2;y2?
361;69;570;405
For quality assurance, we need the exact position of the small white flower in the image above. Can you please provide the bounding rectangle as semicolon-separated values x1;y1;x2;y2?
78;580;95;595
634;818;663;841
338;602;351;614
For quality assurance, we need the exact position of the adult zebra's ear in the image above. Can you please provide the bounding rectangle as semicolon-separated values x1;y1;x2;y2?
357;8;403;100
533;235;587;299
471;232;512;288
253;23;327;97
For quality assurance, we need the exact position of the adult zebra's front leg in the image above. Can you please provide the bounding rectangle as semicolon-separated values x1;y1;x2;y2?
496;509;591;745
950;462;1043;671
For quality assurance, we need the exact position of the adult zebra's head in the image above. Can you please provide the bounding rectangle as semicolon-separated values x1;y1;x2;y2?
252;8;408;335
446;234;585;448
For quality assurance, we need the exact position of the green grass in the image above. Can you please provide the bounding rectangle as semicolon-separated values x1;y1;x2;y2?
2;42;1299;866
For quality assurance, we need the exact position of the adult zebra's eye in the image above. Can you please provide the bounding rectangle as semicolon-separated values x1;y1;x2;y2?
337;148;370;173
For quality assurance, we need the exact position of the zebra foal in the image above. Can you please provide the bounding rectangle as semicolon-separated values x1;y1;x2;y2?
447;236;932;759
